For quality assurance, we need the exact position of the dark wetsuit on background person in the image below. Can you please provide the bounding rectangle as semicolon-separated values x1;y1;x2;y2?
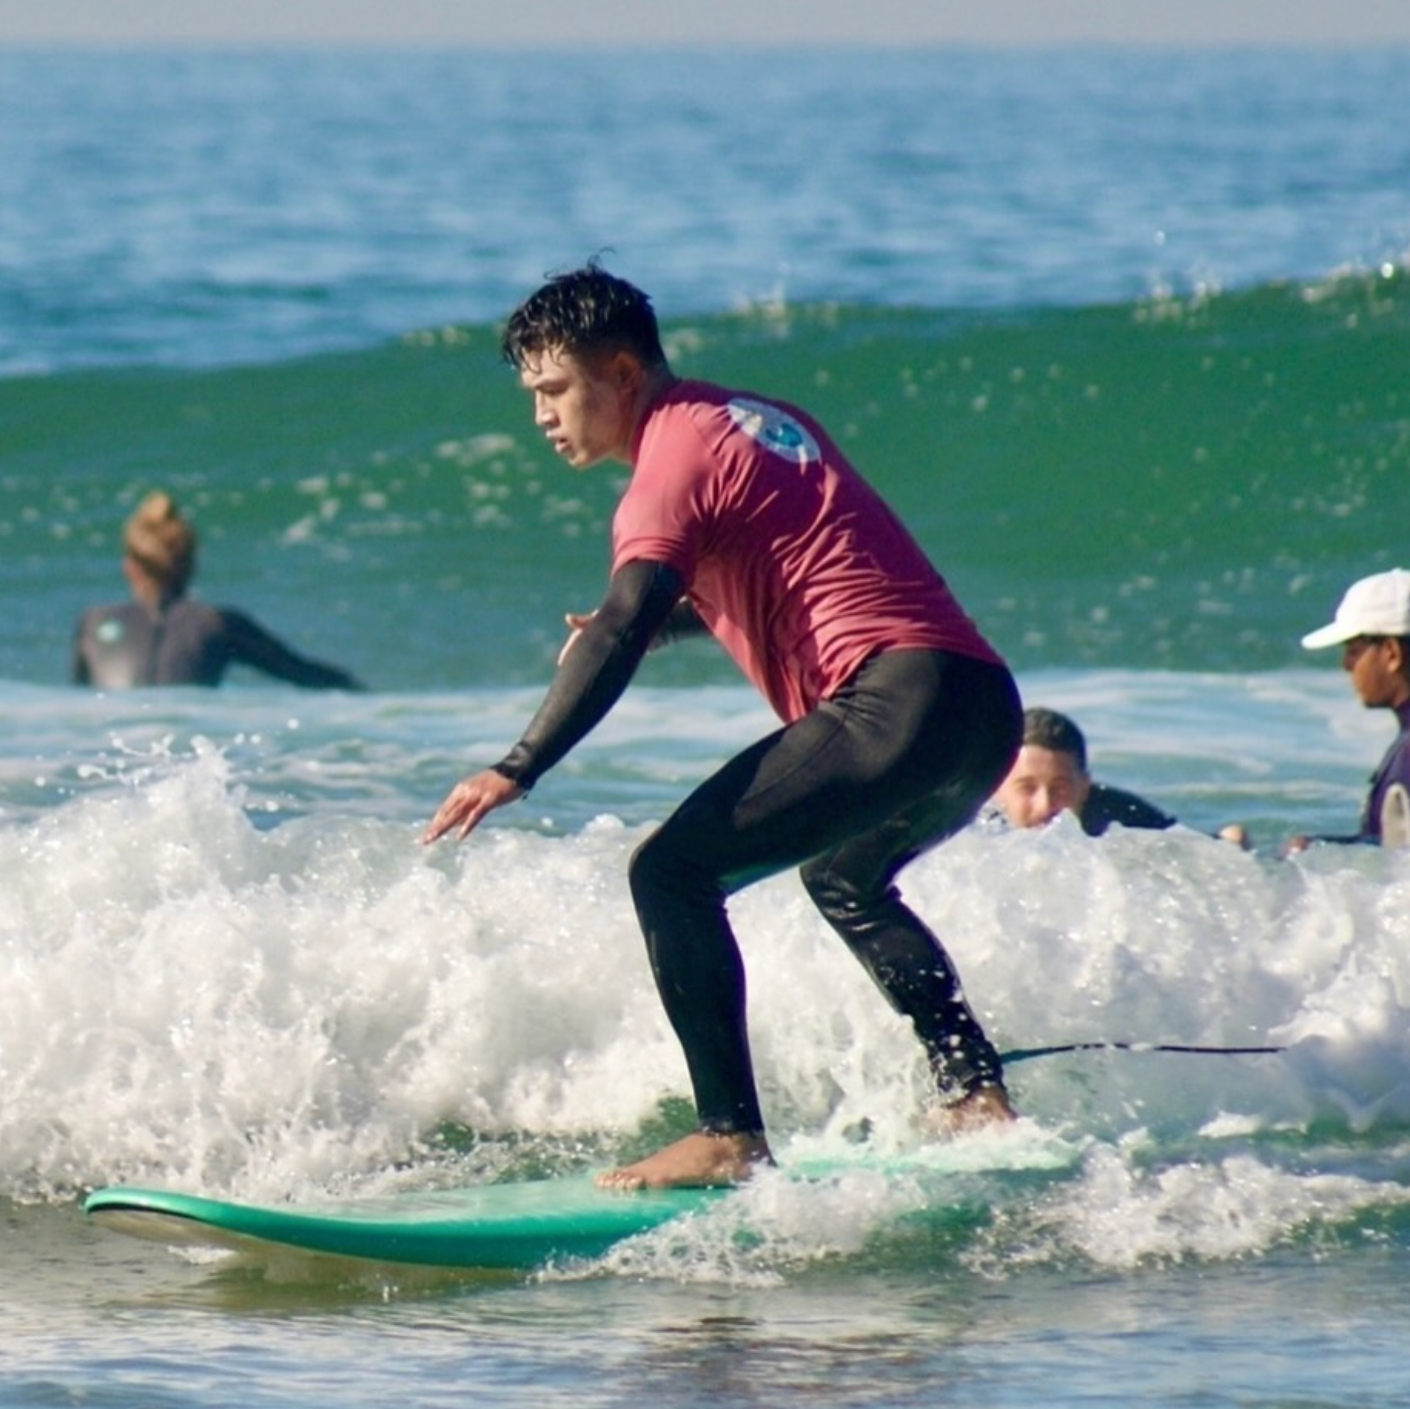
1297;701;1410;847
74;489;363;692
991;707;1185;838
73;598;364;690
1361;705;1410;845
1078;783;1177;837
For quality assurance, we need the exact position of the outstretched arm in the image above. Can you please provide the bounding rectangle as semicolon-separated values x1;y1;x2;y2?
422;559;686;843
223;610;366;690
558;591;703;664
71;615;92;685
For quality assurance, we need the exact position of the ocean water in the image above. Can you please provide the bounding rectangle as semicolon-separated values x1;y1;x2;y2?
2;44;1410;1409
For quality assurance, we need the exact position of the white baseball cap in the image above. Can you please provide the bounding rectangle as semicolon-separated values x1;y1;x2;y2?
1301;568;1410;650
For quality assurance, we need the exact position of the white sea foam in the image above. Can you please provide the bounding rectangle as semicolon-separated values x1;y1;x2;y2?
0;671;1406;1288
1009;1142;1410;1271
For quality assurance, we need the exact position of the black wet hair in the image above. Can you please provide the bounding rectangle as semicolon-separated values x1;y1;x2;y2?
1021;707;1089;772
500;259;668;371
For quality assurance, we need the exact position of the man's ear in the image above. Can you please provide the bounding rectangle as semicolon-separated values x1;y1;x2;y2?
608;349;644;390
1388;636;1410;684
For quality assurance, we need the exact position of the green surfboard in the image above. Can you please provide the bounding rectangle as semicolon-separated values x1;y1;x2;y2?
84;1177;731;1270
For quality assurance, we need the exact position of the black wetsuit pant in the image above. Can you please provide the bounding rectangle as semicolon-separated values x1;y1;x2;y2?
627;647;1023;1136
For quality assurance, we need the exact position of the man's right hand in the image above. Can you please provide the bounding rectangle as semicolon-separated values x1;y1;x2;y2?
421;770;525;844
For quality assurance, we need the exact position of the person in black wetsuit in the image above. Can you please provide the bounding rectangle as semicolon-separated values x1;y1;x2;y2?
72;491;365;691
424;264;1022;1190
989;707;1178;836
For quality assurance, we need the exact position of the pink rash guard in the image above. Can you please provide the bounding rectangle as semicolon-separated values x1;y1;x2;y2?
612;379;1003;722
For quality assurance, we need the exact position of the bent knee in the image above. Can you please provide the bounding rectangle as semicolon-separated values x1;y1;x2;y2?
628;827;670;898
629;823;710;907
800;856;867;918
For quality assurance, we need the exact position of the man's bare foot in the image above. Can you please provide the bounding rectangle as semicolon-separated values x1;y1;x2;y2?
925;1084;1019;1138
596;1130;774;1191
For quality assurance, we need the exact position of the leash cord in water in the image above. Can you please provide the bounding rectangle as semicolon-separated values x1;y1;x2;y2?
999;1040;1285;1065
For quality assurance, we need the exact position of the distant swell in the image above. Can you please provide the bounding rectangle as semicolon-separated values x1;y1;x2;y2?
3;273;1405;687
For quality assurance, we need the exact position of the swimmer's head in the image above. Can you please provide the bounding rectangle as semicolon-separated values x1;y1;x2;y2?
1019;707;1088;772
123;491;197;597
991;707;1092;829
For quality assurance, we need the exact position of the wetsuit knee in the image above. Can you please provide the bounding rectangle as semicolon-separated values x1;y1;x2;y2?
628;824;694;913
627;824;765;1135
798;854;850;919
628;823;732;948
798;856;892;940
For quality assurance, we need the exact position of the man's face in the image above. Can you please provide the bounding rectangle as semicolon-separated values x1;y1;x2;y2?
1342;635;1410;710
518;346;638;470
992;745;1093;829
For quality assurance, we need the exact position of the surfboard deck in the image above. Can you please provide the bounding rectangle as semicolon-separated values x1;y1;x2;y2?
84;1177;731;1270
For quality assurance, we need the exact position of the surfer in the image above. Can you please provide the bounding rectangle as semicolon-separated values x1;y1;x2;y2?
72;490;366;691
1285;568;1410;851
423;262;1023;1189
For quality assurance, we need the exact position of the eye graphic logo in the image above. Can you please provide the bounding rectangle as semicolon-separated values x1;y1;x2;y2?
727;398;820;467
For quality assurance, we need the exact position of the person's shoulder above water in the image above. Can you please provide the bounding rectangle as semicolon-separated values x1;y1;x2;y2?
73;600;157;690
989;707;1170;835
71;490;366;691
1077;781;1176;837
988;705;1245;843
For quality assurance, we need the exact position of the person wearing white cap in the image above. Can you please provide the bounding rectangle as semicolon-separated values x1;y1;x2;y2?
1291;568;1410;850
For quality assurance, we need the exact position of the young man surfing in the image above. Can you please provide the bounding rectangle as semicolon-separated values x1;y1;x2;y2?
424;263;1022;1189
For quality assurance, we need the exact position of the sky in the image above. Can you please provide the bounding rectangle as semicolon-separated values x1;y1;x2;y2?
1;0;1408;47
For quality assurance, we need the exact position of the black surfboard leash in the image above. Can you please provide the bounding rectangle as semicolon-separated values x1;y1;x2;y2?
1000;1040;1285;1065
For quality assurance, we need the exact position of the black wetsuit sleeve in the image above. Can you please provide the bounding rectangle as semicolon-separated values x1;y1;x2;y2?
71;615;91;686
493;560;687;791
1079;783;1177;837
219;609;366;690
651;597;708;650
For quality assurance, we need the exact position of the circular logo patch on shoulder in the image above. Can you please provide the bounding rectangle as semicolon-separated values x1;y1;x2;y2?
727;397;820;467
